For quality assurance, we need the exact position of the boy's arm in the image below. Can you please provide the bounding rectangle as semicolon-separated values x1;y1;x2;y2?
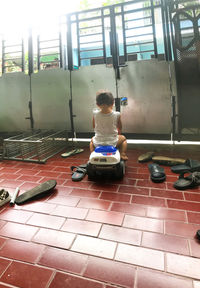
117;115;122;135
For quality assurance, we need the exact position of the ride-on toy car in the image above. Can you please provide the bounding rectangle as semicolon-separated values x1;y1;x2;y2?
86;145;125;179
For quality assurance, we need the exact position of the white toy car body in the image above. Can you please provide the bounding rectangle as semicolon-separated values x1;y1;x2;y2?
87;145;125;178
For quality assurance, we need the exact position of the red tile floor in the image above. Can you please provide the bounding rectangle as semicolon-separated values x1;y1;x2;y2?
0;145;200;288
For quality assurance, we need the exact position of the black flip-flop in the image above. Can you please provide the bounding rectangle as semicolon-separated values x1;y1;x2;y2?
148;163;166;183
171;159;200;174
71;165;87;182
173;171;200;190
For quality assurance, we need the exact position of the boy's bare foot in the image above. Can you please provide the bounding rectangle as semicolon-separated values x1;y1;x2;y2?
121;153;128;161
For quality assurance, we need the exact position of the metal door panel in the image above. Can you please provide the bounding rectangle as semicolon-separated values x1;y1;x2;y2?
31;69;70;130
118;60;172;134
0;73;30;132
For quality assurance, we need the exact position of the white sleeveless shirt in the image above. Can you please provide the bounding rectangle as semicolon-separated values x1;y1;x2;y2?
93;110;120;147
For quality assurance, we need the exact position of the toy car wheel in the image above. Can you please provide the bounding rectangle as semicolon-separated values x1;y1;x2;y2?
87;163;96;179
115;160;125;179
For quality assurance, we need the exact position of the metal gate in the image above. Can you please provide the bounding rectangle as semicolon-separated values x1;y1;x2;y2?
168;0;200;140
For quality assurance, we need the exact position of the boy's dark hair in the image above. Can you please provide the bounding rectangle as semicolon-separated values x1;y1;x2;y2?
96;90;114;106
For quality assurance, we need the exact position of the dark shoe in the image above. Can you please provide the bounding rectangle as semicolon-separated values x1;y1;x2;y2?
0;189;11;207
173;171;200;190
171;159;200;174
71;165;87;181
148;163;166;183
138;151;154;163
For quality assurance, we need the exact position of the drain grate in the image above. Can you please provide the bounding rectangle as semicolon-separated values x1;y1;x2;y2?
3;130;68;163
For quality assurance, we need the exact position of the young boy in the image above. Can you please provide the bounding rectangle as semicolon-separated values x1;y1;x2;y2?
90;90;128;161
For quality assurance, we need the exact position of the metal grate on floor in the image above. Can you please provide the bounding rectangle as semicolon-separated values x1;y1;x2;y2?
2;130;68;163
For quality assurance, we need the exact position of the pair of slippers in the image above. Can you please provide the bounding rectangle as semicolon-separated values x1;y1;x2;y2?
138;152;186;166
71;164;87;182
61;148;84;158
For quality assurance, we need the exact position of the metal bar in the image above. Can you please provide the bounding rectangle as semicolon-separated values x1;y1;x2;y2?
66;14;73;71
39;46;60;50
121;5;127;61
80;32;103;37
22;38;24;72
101;9;106;64
80;24;102;30
80;56;104;60
150;0;158;58
125;24;153;31
4;57;23;61
37;35;40;70
2;40;5;73
124;16;151;22
4;51;23;54
80;48;103;53
80;40;103;45
39;38;59;43
126;33;153;38
39;53;59;57
2;43;22;48
77;15;81;67
126;41;154;46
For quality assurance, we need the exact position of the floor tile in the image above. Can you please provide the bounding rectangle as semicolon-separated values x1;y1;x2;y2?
142;231;189;255
38;246;88;274
118;186;149;195
52;205;88;219
123;214;163;233
47;195;80;206
137;179;166;189
77;198;111;210
19;202;56;214
115;243;164;270
27;213;65;229
0;208;33;224
187;212;200;224
84;256;136;287
165;220;200;238
0;222;38;241
0;258;11;276
193;281;200;288
70;188;101;198
151;188;184;200
147;207;186;221
0;237;6;248
33;228;75;249
137;268;193;288
132;195;166;207
49;272;104;288
86;210;124;226
184;192;200;202
166;253;200;280
90;183;119;192
189;239;200;258
99;224;142;245
0;261;53;288
111;202;146;217
167;199;200;212
71;235;117;259
100;192;131;203
61;218;101;236
0;239;44;263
